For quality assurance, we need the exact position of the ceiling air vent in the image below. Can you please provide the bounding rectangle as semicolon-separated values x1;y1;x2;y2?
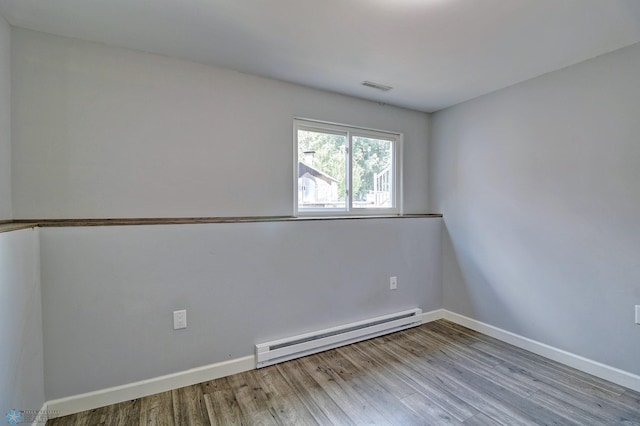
362;81;393;92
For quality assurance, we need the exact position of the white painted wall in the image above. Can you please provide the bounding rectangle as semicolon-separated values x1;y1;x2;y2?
0;229;44;415
430;42;640;375
40;217;442;399
0;15;10;220
11;28;430;219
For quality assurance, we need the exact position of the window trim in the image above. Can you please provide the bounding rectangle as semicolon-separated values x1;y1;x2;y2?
293;118;403;217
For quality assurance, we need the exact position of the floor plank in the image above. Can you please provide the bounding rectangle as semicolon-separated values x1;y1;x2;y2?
139;391;174;426
47;320;640;425
354;339;479;422
252;366;318;425
317;349;427;425
171;384;207;425
202;378;243;426
275;359;354;425
296;353;392;424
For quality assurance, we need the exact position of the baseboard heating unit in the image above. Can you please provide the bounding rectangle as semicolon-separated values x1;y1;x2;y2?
255;308;423;368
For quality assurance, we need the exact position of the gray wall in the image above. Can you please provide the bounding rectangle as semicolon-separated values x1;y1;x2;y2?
40;217;442;399
0;229;44;414
0;15;10;220
8;26;439;403
430;42;640;375
11;28;430;219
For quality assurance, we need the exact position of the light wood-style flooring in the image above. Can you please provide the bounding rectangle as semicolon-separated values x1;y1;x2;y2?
47;320;640;425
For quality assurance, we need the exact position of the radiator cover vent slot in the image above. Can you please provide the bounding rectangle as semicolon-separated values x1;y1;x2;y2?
255;308;422;368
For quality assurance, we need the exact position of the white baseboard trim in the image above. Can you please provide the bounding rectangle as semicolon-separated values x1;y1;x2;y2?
46;355;255;419
442;310;640;393
420;308;445;324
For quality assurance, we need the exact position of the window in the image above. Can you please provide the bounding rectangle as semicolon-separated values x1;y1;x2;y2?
294;119;402;216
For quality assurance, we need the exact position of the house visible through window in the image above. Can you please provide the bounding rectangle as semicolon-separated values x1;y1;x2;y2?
294;119;401;216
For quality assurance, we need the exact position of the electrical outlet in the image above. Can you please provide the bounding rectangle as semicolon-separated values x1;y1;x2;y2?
635;305;640;325
173;310;187;330
390;276;397;290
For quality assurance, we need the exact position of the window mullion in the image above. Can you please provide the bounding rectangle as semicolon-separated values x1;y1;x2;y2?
347;133;353;212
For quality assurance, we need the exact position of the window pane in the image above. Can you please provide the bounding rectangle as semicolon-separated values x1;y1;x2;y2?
352;136;393;208
297;129;347;210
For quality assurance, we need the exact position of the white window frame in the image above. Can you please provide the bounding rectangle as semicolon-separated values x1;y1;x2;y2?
293;118;403;217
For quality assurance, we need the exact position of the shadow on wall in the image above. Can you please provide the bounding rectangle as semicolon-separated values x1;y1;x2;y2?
441;219;533;336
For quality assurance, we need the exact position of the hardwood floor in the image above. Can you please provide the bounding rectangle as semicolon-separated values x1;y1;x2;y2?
46;320;640;425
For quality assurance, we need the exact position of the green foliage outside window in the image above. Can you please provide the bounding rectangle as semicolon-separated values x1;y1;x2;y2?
298;130;391;201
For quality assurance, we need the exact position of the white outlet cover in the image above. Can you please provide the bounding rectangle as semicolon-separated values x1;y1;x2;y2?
173;310;187;330
635;305;640;325
390;276;397;290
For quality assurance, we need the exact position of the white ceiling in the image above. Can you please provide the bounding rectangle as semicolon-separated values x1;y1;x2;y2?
1;0;639;112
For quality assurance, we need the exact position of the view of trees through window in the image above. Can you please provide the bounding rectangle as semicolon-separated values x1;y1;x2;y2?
353;136;393;206
297;127;393;210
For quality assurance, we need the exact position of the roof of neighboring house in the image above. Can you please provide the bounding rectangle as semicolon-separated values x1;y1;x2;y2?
298;162;337;185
